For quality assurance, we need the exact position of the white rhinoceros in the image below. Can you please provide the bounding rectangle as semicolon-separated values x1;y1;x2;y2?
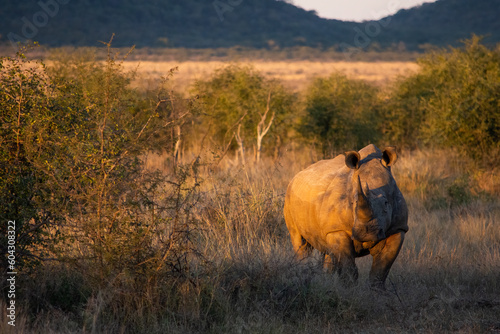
284;144;408;289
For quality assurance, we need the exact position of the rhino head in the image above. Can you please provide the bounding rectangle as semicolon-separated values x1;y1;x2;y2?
344;147;399;243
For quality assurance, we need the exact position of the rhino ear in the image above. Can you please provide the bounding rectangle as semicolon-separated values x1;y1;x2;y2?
345;151;361;169
382;146;398;167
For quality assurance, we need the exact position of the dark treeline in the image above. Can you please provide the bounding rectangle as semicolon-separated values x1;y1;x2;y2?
1;0;500;51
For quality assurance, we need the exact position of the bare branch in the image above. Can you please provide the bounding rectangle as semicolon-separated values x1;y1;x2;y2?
234;123;246;166
256;91;275;163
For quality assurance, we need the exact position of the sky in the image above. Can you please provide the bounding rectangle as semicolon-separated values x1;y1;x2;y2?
291;0;438;22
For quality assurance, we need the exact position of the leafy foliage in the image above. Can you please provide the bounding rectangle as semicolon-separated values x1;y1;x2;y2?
192;65;296;161
419;37;500;165
1;44;203;328
299;73;381;157
0;48;54;271
384;36;500;165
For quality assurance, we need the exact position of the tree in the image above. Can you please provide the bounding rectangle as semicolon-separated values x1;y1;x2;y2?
384;36;500;166
0;49;54;272
421;37;500;166
299;73;381;157
192;65;295;164
0;42;201;306
382;69;436;149
35;42;198;286
256;92;274;163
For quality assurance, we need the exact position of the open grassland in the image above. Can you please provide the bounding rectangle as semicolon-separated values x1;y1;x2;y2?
122;60;419;92
5;148;499;333
137;149;500;332
2;44;499;333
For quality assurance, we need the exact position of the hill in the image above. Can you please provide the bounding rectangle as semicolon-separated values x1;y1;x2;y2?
0;0;358;49
0;0;499;51
375;0;500;50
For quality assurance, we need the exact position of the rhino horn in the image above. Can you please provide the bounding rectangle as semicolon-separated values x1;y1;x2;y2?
356;176;372;221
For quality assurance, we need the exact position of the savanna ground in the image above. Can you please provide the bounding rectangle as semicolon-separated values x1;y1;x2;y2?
4;149;498;333
142;148;500;333
122;60;419;92
1;41;500;333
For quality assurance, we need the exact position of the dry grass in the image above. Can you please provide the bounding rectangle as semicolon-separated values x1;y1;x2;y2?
7;147;500;333
122;60;419;92
141;148;500;333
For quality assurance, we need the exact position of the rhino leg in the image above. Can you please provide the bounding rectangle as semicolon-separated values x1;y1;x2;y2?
324;231;358;286
369;231;405;290
289;229;313;260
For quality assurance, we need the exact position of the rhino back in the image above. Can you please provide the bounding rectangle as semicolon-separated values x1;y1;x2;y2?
284;155;354;250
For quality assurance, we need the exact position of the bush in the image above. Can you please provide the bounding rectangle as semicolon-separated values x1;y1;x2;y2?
1;43;205;332
192;65;297;163
299;73;381;157
384;36;500;166
383;68;435;149
0;49;54;272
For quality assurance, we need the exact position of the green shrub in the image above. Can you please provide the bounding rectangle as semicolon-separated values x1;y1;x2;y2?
383;69;436;149
385;36;500;166
1;43;204;331
299;73;381;157
0;48;54;272
192;65;297;163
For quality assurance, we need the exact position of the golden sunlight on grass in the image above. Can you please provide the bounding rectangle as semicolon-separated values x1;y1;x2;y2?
122;60;419;92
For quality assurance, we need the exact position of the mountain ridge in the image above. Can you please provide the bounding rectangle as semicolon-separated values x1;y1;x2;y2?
1;0;498;51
